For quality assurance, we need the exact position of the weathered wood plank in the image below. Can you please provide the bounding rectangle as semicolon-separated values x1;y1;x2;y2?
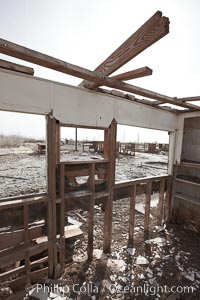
0;241;49;269
111;67;152;81
103;119;117;253
114;175;170;189
144;181;152;233
46;115;56;277
24;202;30;284
128;185;136;246
0;225;44;251
157;179;165;225
83;11;169;87
0;58;34;75
55;120;60;165
64;226;82;239
164;177;172;222
0;265;25;282
0;38;198;110
87;163;95;261
0;196;48;210
59;164;65;273
104;129;109;160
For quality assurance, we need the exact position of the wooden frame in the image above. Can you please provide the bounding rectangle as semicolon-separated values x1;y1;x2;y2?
0;38;199;110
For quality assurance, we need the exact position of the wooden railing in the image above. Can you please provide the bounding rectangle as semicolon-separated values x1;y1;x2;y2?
0;194;52;299
113;175;172;245
0;172;172;299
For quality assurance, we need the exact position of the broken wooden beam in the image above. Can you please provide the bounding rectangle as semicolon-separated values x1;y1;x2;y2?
0;38;199;110
110;66;152;81
0;58;34;75
83;11;169;88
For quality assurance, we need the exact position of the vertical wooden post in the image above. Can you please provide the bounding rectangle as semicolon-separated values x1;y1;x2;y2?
24;201;30;285
88;163;95;261
104;129;109;160
144;181;152;234
47;115;58;277
164;177;172;223
128;184;136;247
55;120;60;165
157;179;165;225
103;119;117;253
59;164;65;273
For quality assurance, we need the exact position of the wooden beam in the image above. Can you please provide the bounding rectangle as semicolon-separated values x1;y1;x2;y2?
110;66;152;81
128;184;136;247
157;179;165;225
23;202;30;285
0;225;44;251
0;38;199;110
103;119;117;253
59;164;65;273
164;177;172;223
144;181;152;233
177;96;200;102
88;163;95;260
83;11;169;88
0;58;34;75
47;115;57;277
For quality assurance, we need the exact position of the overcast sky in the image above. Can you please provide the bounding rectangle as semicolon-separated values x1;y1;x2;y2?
0;0;199;142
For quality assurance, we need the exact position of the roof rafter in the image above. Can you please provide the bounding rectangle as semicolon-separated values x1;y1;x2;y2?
82;11;169;89
0;38;199;111
0;58;34;75
110;66;152;81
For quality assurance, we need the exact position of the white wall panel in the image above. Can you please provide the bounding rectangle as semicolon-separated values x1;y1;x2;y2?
53;85;114;127
0;69;177;132
0;69;51;114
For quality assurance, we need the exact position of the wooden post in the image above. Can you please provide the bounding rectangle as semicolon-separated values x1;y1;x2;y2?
104;129;109;160
103;119;117;253
144;181;152;234
24;201;30;285
55;120;60;165
47;115;58;277
59;164;65;273
88;163;95;260
164;177;172;223
128;185;136;247
157;179;165;225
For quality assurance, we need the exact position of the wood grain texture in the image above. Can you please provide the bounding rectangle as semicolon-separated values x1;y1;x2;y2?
157;179;165;225
110;66;152;81
0;58;34;75
0;225;44;251
59;164;65;273
83;11;169;88
144;181;152;233
46;115;56;277
164;178;172;222
128;185;136;246
103;119;117;253
87;163;95;261
0;38;199;110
